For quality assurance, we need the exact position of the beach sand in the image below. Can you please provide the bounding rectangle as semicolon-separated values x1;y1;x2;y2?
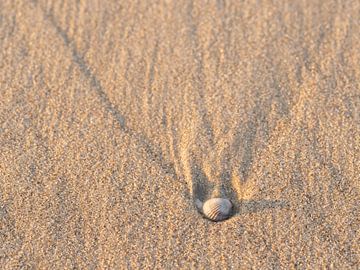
0;0;359;268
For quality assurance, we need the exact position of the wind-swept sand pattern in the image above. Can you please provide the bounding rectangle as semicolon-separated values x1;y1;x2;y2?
1;0;359;268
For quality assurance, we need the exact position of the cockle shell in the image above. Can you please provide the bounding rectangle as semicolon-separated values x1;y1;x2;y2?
196;198;233;221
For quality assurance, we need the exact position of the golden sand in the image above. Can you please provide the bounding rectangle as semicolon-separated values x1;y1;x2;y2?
0;0;359;268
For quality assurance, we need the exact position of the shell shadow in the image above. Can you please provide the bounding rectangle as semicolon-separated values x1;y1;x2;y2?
233;199;289;216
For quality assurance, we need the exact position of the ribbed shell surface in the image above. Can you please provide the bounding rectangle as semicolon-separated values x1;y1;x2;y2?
202;198;232;221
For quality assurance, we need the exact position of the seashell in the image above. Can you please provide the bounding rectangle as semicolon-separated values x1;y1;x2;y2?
196;198;233;221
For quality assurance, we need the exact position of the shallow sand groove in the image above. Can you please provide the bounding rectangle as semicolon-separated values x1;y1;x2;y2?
1;0;359;268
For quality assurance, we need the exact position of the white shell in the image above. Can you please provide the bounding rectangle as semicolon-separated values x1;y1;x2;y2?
197;198;232;221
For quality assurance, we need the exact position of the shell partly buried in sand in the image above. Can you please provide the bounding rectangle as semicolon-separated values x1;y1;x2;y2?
196;198;233;221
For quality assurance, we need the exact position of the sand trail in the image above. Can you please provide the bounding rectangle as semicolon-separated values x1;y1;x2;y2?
1;0;359;268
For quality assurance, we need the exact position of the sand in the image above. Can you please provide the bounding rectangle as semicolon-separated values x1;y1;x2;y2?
0;0;359;269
